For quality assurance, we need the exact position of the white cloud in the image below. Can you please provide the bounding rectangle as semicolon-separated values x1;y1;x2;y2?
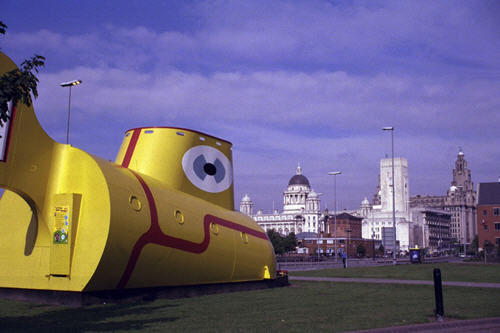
3;0;499;211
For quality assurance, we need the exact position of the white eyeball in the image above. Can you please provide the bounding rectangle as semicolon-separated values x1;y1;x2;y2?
182;145;233;193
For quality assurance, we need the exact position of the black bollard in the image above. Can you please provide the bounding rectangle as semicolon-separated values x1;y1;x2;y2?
433;268;444;321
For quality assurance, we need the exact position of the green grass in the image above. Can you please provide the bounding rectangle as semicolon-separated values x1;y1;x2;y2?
290;263;500;283
1;281;500;332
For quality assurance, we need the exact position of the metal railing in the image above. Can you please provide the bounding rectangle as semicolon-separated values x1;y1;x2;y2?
276;256;459;271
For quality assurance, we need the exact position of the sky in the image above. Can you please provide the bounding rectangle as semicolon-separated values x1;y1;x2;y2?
2;0;500;212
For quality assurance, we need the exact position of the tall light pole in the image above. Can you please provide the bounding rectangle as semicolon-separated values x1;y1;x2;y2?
328;171;341;262
60;80;82;144
372;230;376;261
382;126;397;265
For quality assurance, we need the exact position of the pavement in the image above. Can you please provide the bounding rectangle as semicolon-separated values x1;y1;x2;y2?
349;317;500;333
289;276;500;289
289;276;500;332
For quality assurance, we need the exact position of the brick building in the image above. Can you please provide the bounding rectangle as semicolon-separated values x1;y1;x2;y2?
476;181;500;250
298;212;379;257
326;212;362;238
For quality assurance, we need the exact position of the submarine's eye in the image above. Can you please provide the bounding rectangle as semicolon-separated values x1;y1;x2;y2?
182;145;233;193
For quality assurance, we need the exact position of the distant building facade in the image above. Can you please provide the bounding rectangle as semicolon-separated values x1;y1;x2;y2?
326;212;363;239
409;208;451;251
360;157;412;252
410;149;476;244
476;181;500;250
300;212;377;257
240;165;323;235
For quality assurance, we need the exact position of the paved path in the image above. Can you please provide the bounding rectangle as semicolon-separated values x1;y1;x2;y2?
289;276;500;288
349;317;500;333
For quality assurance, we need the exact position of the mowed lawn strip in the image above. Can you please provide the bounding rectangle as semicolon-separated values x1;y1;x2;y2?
289;263;500;283
1;281;500;332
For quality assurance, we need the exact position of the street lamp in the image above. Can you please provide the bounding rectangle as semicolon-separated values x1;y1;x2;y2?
60;80;82;144
328;171;341;262
372;230;376;261
346;229;352;261
382;126;397;265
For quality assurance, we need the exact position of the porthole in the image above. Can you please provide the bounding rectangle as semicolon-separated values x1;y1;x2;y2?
240;232;249;244
210;222;220;235
174;210;184;224
129;195;142;211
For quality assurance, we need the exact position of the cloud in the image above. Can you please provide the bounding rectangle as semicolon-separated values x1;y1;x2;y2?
3;0;499;211
4;1;500;74
35;66;500;138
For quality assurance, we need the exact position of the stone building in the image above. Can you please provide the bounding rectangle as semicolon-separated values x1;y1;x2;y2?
240;164;323;235
410;149;476;244
409;208;451;251
360;157;412;252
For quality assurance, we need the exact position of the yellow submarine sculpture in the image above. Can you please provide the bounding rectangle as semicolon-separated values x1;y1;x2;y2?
0;52;276;293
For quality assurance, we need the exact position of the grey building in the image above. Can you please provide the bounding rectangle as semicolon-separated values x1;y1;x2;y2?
410;148;476;244
410;208;452;251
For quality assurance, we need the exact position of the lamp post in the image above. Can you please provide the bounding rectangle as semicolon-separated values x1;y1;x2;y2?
346;229;352;264
372;230;376;261
317;223;320;261
328;171;341;262
382;126;397;265
60;80;82;144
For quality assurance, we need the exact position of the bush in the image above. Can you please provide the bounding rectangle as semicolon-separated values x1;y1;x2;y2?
357;244;366;257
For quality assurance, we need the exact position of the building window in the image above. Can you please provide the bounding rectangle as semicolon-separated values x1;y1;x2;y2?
494;208;500;216
484;225;488;230
495;223;500;231
483;210;487;216
496;238;500;246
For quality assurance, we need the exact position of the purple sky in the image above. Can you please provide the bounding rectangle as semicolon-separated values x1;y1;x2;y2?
2;1;500;212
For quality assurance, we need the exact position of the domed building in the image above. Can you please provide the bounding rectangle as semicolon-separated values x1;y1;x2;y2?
239;164;323;235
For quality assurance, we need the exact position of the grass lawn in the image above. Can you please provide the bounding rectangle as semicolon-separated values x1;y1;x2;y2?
1;281;500;332
290;262;500;283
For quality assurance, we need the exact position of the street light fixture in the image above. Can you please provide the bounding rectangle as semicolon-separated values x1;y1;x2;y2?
328;171;341;262
382;126;397;265
60;80;82;144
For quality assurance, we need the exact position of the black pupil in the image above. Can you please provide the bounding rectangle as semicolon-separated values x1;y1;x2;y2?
204;163;217;176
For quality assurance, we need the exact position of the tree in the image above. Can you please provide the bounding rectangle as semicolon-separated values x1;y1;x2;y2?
266;229;297;255
284;232;297;253
357;244;366;257
471;235;479;255
0;20;45;126
0;21;6;35
378;244;385;255
267;229;285;255
483;240;495;262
